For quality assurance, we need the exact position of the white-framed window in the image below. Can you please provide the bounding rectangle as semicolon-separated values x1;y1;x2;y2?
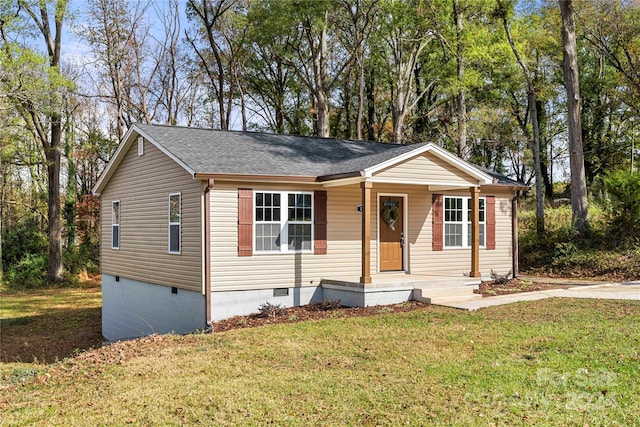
111;200;120;249
444;196;485;248
254;191;313;253
169;193;181;254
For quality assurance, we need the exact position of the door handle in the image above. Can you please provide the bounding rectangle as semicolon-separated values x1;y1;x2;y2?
400;232;405;247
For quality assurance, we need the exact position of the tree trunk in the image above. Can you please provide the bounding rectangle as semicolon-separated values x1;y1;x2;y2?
0;173;3;285
314;13;330;138
529;90;545;236
366;67;376;141
316;90;330;138
500;3;544;235
454;0;467;157
47;119;63;282
536;99;553;200
356;54;365;140
65;123;76;251
560;0;589;233
393;85;406;144
343;72;352;139
393;110;406;144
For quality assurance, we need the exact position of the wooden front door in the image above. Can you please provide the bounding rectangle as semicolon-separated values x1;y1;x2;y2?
379;196;404;271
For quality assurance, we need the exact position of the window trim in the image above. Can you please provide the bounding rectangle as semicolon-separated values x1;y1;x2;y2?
168;192;181;254
253;190;314;254
111;200;120;250
443;196;485;249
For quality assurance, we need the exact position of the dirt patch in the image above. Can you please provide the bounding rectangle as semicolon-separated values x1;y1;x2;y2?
213;279;576;332
212;300;428;333
474;278;570;297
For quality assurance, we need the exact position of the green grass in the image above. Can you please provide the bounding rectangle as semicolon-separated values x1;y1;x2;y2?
0;285;102;364
2;298;639;426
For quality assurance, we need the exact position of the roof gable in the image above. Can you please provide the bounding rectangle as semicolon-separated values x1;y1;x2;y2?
364;144;492;185
372;151;485;186
93;126;197;194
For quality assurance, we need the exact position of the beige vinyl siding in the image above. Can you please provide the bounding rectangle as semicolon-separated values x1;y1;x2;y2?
209;182;515;291
374;152;479;186
210;182;362;291
407;188;513;277
101;139;202;292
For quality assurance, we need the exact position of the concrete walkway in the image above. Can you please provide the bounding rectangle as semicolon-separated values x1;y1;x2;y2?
436;281;640;311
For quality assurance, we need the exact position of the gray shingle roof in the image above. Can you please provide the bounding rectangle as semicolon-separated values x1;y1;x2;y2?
480;167;529;188
135;123;425;178
132;123;526;188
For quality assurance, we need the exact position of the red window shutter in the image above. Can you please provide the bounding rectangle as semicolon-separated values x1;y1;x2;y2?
486;195;496;250
314;190;327;255
432;194;443;251
238;188;253;256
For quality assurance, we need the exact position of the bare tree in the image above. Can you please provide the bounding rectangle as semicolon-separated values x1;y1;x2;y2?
498;1;545;235
152;0;187;125
80;0;174;135
185;0;241;130
560;0;589;233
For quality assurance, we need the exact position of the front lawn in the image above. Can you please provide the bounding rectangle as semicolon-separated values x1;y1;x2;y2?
2;298;639;426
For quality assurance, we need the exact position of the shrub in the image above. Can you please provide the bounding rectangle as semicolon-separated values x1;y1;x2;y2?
6;253;48;289
2;216;49;289
604;169;640;241
518;201;640;280
2;216;47;269
257;302;285;318
64;244;100;276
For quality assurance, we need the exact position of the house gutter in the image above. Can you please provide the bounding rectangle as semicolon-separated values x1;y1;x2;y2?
511;190;522;278
194;173;316;183
203;179;213;331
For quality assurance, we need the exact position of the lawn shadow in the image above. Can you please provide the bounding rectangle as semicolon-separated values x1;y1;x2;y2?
1;306;102;364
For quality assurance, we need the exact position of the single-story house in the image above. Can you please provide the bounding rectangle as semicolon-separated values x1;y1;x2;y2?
93;123;527;341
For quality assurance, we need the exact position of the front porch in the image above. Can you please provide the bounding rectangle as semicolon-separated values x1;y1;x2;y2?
320;272;484;308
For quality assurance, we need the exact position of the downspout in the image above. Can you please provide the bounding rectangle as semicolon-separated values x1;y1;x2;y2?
511;190;521;278
203;179;213;331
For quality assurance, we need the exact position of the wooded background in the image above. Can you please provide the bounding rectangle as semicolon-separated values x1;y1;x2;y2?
1;0;638;285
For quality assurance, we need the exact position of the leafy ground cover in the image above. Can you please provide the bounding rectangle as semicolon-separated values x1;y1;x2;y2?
519;204;640;280
0;278;102;364
2;297;639;426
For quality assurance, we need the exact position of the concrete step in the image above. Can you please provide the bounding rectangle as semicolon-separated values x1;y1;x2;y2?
426;294;483;305
413;285;482;304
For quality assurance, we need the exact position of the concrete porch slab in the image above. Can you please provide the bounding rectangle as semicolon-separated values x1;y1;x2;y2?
321;273;483;289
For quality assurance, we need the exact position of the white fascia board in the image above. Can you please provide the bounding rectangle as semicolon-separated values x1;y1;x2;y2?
93;124;197;194
93;126;137;194
363;143;493;185
321;176;365;187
